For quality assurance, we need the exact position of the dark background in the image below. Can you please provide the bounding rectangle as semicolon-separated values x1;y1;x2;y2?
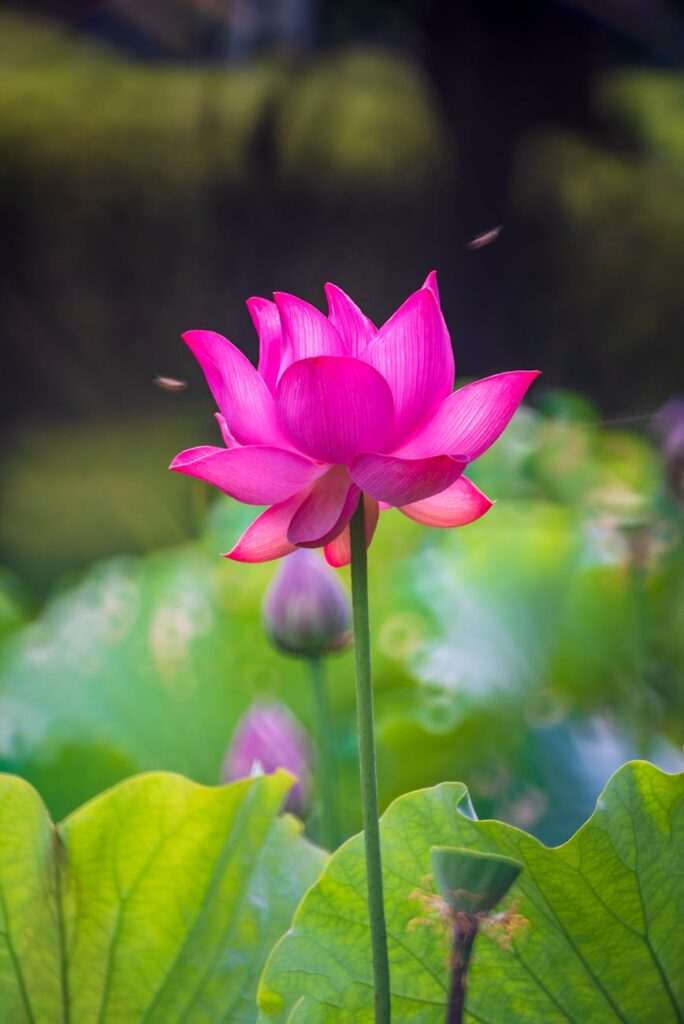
3;0;684;587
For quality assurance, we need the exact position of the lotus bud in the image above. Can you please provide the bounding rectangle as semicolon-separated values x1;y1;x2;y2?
262;548;352;659
653;398;684;502
222;701;312;816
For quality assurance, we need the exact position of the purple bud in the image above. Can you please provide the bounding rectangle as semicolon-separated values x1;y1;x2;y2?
653;398;684;502
222;701;312;816
262;548;352;659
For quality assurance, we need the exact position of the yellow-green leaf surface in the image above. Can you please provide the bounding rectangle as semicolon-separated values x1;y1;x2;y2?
258;761;683;1022
0;770;326;1023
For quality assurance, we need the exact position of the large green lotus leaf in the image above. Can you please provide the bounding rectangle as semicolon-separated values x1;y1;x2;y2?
0;769;325;1023
0;487;673;826
258;760;684;1022
0;545;280;819
0;496;427;821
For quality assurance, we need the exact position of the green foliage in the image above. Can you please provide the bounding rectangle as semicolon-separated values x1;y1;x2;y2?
0;399;682;840
258;760;684;1022
513;69;684;406
0;543;284;818
599;70;684;165
0;769;325;1023
0;567;29;641
0;409;210;590
0;496;422;823
0;22;285;201
0;12;450;205
275;48;454;202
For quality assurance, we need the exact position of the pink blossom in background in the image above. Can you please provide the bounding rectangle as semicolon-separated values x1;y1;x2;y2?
170;272;539;565
222;702;312;817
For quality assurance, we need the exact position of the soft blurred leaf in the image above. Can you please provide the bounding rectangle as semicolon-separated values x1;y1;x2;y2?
1;409;681;833
259;761;684;1022
0;410;210;591
514;71;684;407
0;769;325;1023
0;567;29;640
0;544;301;817
0;499;421;822
274;48;454;201
398;501;580;701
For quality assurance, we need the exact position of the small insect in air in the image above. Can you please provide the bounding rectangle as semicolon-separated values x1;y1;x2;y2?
466;226;503;250
154;375;188;393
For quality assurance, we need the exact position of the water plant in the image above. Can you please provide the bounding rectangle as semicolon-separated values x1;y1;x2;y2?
170;271;537;1021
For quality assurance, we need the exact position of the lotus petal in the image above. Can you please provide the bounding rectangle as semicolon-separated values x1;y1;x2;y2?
169;445;326;505
288;466;360;547
325;283;375;356
274;293;346;375
277;356;394;464
247;297;282;393
422;269;440;304
226;493;307;562
365;288;454;445
398;370;540;460
399;475;492;527
214;413;237;448
183;330;284;445
350;452;465;506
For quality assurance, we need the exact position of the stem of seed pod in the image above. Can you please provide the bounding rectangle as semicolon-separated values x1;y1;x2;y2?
349;497;391;1023
446;918;479;1024
308;655;340;850
629;560;650;755
623;525;652;754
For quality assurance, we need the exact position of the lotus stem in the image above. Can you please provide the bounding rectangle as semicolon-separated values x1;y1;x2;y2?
308;655;340;849
624;525;651;754
349;497;391;1022
446;918;479;1024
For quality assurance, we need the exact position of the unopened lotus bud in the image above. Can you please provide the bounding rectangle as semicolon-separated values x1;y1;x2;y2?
653;398;684;502
263;548;352;659
222;702;312;816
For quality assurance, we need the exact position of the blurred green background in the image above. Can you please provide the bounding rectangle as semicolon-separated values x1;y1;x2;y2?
1;0;683;842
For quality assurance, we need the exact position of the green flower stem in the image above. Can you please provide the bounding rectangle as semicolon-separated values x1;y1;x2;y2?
623;524;652;754
629;561;649;755
308;655;340;850
349;498;391;1023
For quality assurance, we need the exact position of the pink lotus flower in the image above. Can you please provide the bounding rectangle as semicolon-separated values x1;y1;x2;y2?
170;272;539;566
